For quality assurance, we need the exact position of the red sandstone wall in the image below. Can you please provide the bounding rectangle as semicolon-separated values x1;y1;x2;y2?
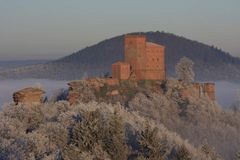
204;83;215;101
112;62;130;80
124;35;146;80
124;35;166;80
180;83;216;101
192;83;215;101
112;63;119;79
144;42;165;80
193;83;202;97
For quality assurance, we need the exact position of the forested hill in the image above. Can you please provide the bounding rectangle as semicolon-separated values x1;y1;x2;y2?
1;31;240;82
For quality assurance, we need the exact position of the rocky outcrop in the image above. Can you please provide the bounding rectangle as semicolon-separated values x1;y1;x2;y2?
68;78;120;105
13;87;45;105
68;80;98;105
179;82;215;101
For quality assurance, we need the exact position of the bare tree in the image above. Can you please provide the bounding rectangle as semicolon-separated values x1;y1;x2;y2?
175;57;195;85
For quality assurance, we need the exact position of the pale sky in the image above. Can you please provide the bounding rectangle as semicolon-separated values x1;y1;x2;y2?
0;0;239;60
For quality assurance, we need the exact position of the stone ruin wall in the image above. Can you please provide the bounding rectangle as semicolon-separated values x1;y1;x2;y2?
193;83;215;100
181;83;216;101
203;83;215;101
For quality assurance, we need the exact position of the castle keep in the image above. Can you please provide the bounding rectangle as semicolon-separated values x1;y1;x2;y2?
112;35;166;80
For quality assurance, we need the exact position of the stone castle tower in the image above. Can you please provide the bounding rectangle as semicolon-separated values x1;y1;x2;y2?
112;34;166;80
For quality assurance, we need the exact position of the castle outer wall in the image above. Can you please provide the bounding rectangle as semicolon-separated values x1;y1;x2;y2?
112;62;130;80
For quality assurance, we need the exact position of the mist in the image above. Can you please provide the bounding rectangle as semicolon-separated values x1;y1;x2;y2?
0;79;68;108
215;81;240;107
0;79;239;109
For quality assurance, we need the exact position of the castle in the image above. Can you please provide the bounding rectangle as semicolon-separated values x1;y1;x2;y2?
12;34;216;105
111;34;215;101
112;35;165;80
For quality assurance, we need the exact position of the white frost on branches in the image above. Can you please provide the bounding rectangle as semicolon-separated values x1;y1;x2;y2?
175;57;195;84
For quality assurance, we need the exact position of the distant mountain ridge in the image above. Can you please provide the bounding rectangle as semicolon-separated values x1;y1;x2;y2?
0;31;240;82
0;60;48;70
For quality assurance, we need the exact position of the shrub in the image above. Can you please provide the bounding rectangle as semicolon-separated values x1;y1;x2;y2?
200;141;222;160
175;145;192;160
71;108;128;160
137;123;169;160
72;109;103;151
96;84;109;98
102;109;129;160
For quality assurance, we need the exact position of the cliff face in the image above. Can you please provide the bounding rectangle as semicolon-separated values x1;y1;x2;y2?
13;87;45;105
1;31;240;82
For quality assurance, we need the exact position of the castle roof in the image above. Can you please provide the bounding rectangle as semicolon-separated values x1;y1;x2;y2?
146;42;165;48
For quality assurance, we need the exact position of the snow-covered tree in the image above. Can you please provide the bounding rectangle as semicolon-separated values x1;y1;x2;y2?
175;57;195;85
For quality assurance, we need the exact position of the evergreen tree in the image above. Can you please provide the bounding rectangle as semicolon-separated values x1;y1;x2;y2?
175;145;191;160
138;123;168;160
102;109;129;160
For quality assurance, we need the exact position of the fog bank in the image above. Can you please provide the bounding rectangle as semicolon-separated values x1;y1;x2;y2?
0;80;239;109
0;79;67;108
215;81;240;108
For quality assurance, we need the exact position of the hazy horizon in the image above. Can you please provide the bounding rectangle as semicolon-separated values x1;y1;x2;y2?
0;0;240;60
